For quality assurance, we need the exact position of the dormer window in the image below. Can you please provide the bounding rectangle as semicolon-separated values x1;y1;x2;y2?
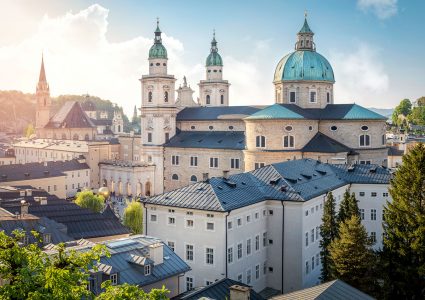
144;264;151;276
110;273;118;285
43;233;51;245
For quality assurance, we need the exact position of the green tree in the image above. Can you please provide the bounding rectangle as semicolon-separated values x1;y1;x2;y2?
416;96;425;107
382;143;425;299
391;99;412;125
0;230;168;299
75;190;105;213
319;191;338;282
24;123;35;138
329;215;375;295
338;189;360;224
123;200;143;234
408;106;425;125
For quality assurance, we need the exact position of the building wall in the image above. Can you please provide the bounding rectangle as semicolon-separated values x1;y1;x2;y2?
177;120;245;132
118;135;141;162
198;80;230;107
0;157;15;165
141;275;181;298
274;81;334;108
87;143;120;189
3;176;66;198
64;168;90;198
38;127;96;141
163;147;244;192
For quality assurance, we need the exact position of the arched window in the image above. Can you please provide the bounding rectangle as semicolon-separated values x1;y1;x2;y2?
117;125;121;132
72;134;79;140
206;95;210;105
164;91;168;102
145;182;151;197
283;135;295;148
127;182;132;196
359;134;371;147
136;182;143;196
256;136;266;148
172;174;179;181
220;94;224;104
118;181;123;196
84;134;89;141
190;175;197;183
148;91;153;102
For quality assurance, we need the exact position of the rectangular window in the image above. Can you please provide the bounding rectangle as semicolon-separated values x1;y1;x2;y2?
227;247;233;264
150;214;157;222
172;155;180;166
360;134;371;147
165;133;170;143
360;209;365;220
147;133;152;143
246;269;252;284
186;277;194;291
371;192;377;197
206;248;214;265
263;232;267;247
254;162;265;170
312;256;315;270
190;156;198;167
305;232;309;247
167;241;175;251
255;265;260;279
227;221;233;230
290;91;296;103
237;218;242;226
255;212;259;219
371;232;376;243
256;136;266;148
316;226;319;240
311;229;315;243
383;192;389;197
371;209;377;220
186;244;194;261
237;274;243;282
209;157;219;168
230;158;240;169
310;91;316;103
306;261;310;274
168;217;176;225
237;243;243;259
144;265;151;276
255;235;260;251
110;274;118;285
263;261;267;275
283;135;294;148
186;219;194;228
246;239;252;255
206;222;214;231
359;192;365;197
246;215;251;223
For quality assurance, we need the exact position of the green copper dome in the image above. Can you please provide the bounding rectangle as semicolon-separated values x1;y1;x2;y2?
206;33;223;66
274;50;335;83
149;20;168;59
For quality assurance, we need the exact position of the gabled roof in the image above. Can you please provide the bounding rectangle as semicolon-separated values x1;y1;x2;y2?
144;159;391;211
272;279;374;300
174;278;264;300
45;101;95;129
245;104;387;121
177;106;262;121
164;131;245;150
302;132;353;153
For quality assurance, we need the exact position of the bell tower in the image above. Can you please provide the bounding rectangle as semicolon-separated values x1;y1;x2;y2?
35;55;52;129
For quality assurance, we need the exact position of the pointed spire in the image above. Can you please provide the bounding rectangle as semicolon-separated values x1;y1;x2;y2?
299;11;313;34
210;30;218;53
39;53;47;82
154;17;162;44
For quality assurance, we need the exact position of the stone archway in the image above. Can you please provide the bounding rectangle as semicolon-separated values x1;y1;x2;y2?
118;181;123;196
126;182;131;196
136;182;143;197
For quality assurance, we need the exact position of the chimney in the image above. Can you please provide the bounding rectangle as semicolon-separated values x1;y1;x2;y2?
43;161;48;167
20;200;29;216
19;190;26;197
230;285;251;300
40;197;47;205
148;243;164;265
202;173;209;182
223;170;229;180
25;189;32;196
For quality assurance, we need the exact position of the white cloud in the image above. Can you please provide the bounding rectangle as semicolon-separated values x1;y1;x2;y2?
357;0;398;19
0;3;271;116
330;43;389;105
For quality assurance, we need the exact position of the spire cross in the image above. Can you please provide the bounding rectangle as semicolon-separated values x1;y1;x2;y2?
157;17;159;26
304;10;308;18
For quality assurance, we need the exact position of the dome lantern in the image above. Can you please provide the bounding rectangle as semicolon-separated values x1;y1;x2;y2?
295;12;315;51
149;18;168;59
206;30;223;67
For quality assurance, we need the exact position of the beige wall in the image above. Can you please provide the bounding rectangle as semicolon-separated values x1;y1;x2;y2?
87;143;120;189
3;176;66;198
0;157;15;165
141;275;181;298
38;127;96;141
164;147;244;191
178;120;245;132
118;135;141;161
274;81;333;108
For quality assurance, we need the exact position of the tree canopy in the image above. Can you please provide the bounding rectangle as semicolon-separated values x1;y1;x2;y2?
0;230;168;299
123;200;143;234
392;98;412;125
382;143;425;299
75;190;105;213
337;188;359;224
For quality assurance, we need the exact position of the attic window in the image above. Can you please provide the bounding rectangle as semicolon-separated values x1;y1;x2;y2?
269;177;280;185
144;265;151;276
361;125;369;131
285;126;293;132
330;126;338;131
229;126;234;130
191;125;195;130
224;181;237;188
209;126;214;130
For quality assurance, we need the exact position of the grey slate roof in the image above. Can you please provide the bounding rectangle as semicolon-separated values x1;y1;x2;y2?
0;189;129;239
174;278;264;300
272;279;374;300
164;131;245;150
0;159;89;182
302;132;354;153
387;146;404;156
177;106;263;121
45;101;95;129
144;159;391;211
91;118;112;126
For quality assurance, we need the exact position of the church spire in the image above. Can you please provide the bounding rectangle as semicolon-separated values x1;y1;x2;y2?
39;53;47;82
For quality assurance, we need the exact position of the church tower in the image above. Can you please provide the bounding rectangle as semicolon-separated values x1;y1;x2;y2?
198;32;230;106
140;20;177;194
35;55;52;129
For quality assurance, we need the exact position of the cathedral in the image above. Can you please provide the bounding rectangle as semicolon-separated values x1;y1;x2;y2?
35;17;388;197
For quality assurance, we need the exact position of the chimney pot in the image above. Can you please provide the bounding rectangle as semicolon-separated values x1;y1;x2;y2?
223;170;229;180
202;173;209;182
230;285;251;300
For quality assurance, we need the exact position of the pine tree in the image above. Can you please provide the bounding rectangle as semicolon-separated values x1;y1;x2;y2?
329;215;375;294
337;188;351;224
348;192;359;219
320;191;338;282
382;143;425;299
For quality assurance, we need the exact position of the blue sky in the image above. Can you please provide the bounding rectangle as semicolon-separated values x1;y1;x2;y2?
0;0;423;115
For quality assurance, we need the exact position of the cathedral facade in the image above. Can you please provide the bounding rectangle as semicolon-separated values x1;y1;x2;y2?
34;17;388;198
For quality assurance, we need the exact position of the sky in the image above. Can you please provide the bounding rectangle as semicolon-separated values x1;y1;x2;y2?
0;0;424;116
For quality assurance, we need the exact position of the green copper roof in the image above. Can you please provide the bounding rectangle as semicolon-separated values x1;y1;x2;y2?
245;104;305;120
299;18;313;34
274;50;335;82
343;104;387;120
149;43;167;59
